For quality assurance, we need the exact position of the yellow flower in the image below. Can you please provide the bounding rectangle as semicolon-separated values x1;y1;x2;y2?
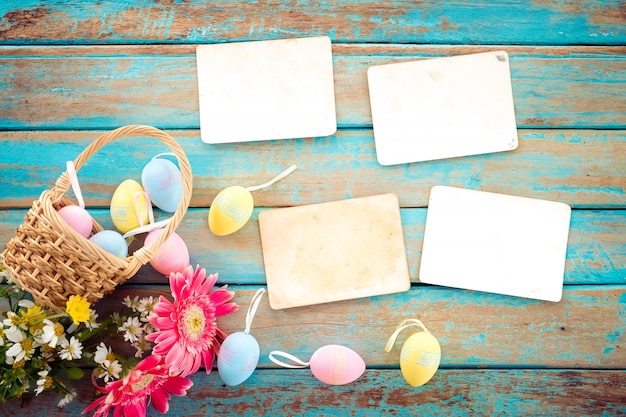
22;305;44;321
21;305;46;334
65;295;92;325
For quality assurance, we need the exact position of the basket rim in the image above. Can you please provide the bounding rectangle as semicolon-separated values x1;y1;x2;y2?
2;125;193;305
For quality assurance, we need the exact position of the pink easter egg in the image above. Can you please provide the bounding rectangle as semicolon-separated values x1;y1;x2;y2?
144;229;189;275
58;205;93;238
309;345;365;385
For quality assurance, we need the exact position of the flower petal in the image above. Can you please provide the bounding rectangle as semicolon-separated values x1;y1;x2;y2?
215;301;239;317
162;376;193;396
151;388;170;414
136;354;161;371
164;342;185;372
125;400;146;417
202;345;217;373
152;316;176;330
208;287;235;305
195;272;218;294
150;264;239;379
169;270;187;300
153;296;174;315
82;396;106;414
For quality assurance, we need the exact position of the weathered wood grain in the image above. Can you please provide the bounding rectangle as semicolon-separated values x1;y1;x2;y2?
0;1;624;45
69;285;626;368
2;369;625;416
1;129;624;209
0;45;624;129
1;208;623;286
0;2;624;415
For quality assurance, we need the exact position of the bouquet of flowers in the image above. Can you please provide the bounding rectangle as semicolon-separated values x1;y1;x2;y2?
0;258;238;416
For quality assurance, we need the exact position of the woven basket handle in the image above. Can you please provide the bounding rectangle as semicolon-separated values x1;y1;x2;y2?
53;125;192;268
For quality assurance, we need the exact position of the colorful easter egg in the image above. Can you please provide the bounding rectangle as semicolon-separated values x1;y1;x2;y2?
89;230;128;258
208;186;253;236
141;157;182;213
58;205;93;238
110;179;149;234
218;332;260;386
309;345;365;385
144;229;189;275
399;331;441;387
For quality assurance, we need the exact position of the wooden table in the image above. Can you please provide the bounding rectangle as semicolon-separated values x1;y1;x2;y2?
1;2;625;415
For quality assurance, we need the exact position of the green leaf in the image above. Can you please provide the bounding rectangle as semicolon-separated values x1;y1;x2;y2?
65;366;84;380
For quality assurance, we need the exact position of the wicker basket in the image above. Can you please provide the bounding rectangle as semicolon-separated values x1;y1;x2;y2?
1;125;193;311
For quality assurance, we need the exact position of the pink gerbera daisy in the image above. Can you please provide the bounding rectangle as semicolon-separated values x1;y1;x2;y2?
82;354;192;417
146;265;238;377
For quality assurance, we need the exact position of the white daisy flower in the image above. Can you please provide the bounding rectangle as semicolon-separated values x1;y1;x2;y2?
111;311;122;326
94;342;115;365
59;336;83;360
131;336;152;358
40;348;55;361
138;296;157;317
5;330;35;362
17;299;35;309
4;326;24;343
39;319;67;348
141;321;156;336
122;295;140;311
99;359;122;382
57;389;77;408
119;316;143;343
35;369;51;395
3;323;23;343
84;310;100;331
3;311;24;331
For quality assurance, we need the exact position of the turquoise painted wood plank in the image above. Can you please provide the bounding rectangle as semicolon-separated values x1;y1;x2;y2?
1;129;624;209
2;369;624;416
0;1;622;416
0;45;624;129
63;285;626;368
335;46;626;129
1;208;624;286
0;1;624;45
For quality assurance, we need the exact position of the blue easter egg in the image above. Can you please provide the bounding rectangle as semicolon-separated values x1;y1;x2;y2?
141;158;182;213
217;332;260;386
89;230;128;258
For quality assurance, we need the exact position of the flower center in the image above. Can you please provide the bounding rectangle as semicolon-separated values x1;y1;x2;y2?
22;339;32;351
131;373;155;392
181;304;206;341
54;323;65;337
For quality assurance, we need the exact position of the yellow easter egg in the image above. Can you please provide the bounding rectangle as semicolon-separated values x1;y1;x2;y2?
400;331;441;387
110;179;150;234
208;186;253;236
